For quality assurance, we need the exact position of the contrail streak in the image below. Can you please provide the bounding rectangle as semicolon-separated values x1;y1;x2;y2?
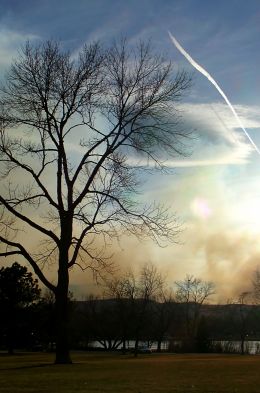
168;31;260;155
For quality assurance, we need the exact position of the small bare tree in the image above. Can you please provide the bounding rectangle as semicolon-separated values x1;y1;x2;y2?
175;275;215;344
153;286;175;352
104;271;137;353
0;39;191;363
105;264;165;356
133;264;165;356
231;292;252;355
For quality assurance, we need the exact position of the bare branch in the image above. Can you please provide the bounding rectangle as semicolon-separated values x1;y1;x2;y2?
0;235;55;292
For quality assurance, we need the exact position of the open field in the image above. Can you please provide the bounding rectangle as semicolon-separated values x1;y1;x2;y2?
1;352;260;393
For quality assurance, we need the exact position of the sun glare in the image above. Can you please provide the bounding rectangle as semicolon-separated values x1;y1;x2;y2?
191;197;212;220
233;194;260;234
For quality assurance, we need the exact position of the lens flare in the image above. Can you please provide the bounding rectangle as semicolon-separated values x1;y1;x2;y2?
191;197;212;219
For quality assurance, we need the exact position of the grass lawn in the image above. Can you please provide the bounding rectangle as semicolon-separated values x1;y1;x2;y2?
0;351;260;393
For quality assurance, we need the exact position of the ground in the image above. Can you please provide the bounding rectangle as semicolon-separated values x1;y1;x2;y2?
0;352;260;392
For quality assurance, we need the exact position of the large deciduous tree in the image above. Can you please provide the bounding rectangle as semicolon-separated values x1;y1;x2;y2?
0;39;191;363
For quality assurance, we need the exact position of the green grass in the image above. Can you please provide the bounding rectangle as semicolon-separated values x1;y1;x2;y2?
0;352;260;392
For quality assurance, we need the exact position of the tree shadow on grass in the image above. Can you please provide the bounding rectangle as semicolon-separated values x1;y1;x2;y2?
0;363;54;371
0;353;56;371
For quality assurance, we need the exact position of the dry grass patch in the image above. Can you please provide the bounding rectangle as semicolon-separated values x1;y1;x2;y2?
0;352;260;393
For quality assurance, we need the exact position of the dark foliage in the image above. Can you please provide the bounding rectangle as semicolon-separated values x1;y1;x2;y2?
0;262;41;353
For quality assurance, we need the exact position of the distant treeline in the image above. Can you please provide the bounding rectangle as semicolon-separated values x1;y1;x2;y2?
1;293;260;354
1;263;260;355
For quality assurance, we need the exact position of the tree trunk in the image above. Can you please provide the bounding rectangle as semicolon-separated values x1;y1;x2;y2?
241;338;245;355
55;262;72;364
7;312;14;355
134;338;139;357
7;331;14;355
54;212;73;364
121;338;126;354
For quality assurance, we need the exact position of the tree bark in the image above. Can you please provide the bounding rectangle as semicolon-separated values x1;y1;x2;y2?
134;338;139;357
55;225;72;364
55;270;72;364
7;311;14;355
7;330;14;355
241;337;245;355
53;209;73;364
157;339;162;353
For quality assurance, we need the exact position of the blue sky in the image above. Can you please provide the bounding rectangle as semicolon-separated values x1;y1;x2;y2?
1;0;260;106
1;0;260;299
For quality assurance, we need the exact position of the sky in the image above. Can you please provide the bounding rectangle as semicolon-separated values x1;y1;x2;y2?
1;0;260;301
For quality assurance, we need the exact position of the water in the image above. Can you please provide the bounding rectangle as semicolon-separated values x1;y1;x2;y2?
89;340;168;351
212;340;260;355
89;339;260;354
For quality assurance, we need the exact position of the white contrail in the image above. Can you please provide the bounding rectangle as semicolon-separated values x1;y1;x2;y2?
168;31;260;155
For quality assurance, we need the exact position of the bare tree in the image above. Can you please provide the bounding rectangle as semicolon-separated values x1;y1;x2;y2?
80;294;123;351
230;292;253;355
175;275;215;346
152;287;175;352
133;264;165;356
104;264;166;355
104;271;137;353
0;39;191;363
